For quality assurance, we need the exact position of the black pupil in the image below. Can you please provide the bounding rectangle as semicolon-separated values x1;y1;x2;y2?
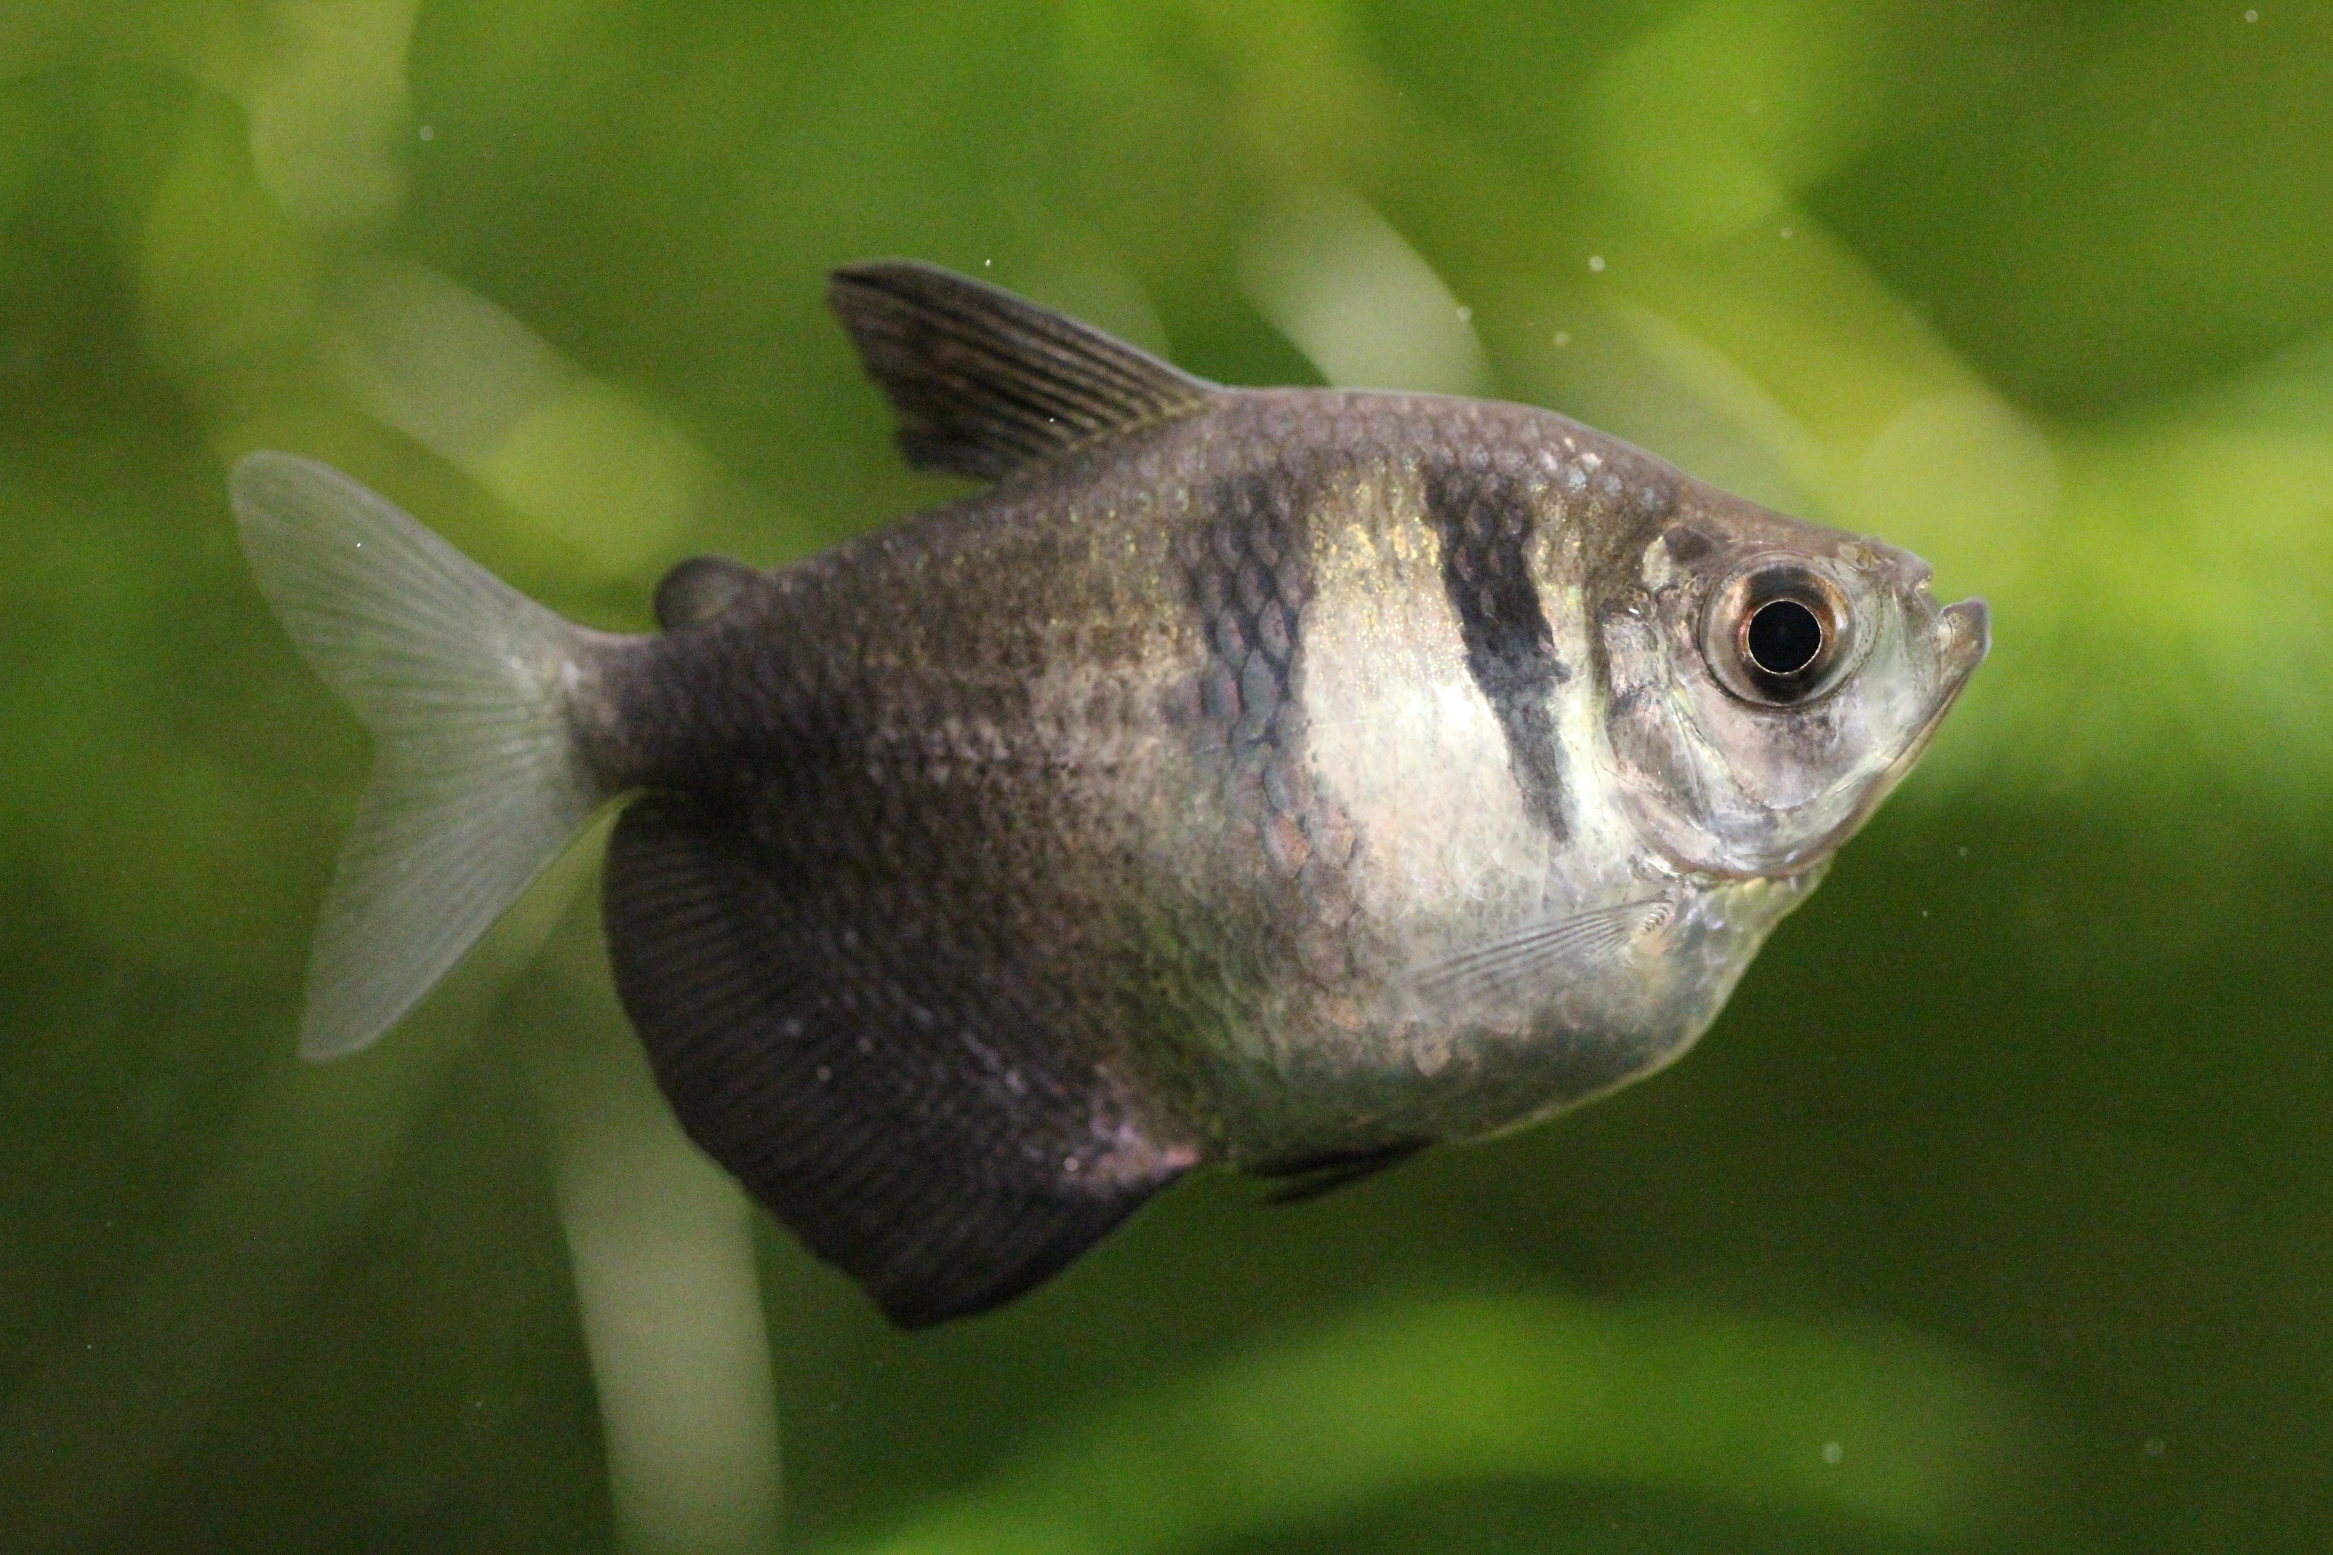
1746;598;1824;676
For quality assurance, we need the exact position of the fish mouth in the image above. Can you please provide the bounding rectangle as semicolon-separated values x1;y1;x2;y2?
1876;595;1986;779
1908;594;1992;753
1937;595;1992;678
1763;593;1990;880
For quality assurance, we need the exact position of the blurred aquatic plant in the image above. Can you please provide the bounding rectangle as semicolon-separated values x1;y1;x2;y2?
825;1293;2037;1555
0;822;594;1550
327;254;723;579
519;876;783;1555
1239;184;1490;396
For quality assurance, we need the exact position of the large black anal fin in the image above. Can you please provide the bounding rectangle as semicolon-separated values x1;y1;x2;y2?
603;794;1189;1327
828;260;1218;481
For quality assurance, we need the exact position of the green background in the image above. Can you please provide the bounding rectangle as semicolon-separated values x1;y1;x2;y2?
4;2;2329;1551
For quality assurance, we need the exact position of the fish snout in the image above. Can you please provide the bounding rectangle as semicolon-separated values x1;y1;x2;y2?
1940;596;1991;675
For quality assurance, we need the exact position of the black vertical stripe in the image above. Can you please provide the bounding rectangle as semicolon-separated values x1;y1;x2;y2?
1422;464;1570;843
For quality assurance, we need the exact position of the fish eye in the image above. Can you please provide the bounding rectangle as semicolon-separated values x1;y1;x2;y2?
1746;598;1822;675
1703;561;1854;706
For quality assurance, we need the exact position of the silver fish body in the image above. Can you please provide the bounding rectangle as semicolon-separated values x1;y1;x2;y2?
233;263;1987;1325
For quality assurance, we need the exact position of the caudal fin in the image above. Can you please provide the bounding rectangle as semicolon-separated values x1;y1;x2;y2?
232;452;614;1059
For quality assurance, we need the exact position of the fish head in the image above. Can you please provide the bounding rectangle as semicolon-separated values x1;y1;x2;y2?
1595;491;1989;880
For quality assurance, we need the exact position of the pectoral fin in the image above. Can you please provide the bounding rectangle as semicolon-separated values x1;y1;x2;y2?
1398;897;1678;1019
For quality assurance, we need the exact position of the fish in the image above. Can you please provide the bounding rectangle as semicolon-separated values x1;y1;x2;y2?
231;261;1989;1327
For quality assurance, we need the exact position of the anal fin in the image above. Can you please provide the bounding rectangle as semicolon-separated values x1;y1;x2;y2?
603;794;1192;1327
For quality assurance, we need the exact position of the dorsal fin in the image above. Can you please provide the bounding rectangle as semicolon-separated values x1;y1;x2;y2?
828;260;1219;481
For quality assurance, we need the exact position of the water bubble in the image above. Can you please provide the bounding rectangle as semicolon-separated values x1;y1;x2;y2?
1821;1441;1844;1465
1587;255;1606;273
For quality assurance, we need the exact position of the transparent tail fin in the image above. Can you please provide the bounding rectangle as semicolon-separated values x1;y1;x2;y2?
232;452;613;1059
